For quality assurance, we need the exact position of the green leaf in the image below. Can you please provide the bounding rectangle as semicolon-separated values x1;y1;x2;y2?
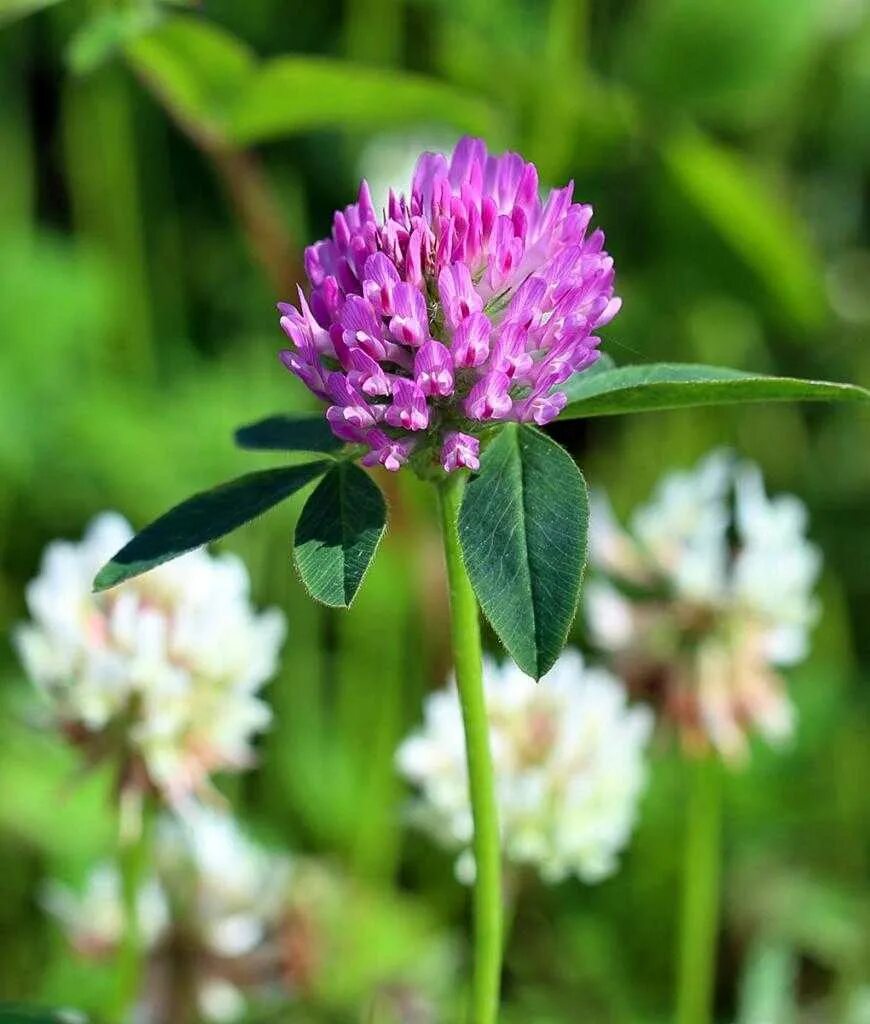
560;363;870;419
234;414;344;454
67;7;162;75
125;15;255;142
459;424;588;679
294;462;387;608
227;57;498;144
0;1005;86;1024
126;17;499;147
0;0;64;28
662;129;826;327
94;462;329;591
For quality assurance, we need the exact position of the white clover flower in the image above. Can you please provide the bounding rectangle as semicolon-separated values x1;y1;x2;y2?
41;863;168;959
45;806;293;1023
196;978;248;1024
45;808;449;1021
585;451;822;762
158;804;294;1022
732;463;821;665
157;803;293;960
397;650;653;885
13;513;286;803
630;450;731;604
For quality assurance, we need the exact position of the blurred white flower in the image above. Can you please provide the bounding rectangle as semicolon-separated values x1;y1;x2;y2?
396;650;653;885
196;978;247;1024
41;863;168;959
630;450;731;604
161;805;293;1022
13;512;286;803
45;807;449;1021
45;805;293;1023
157;803;293;960
585;451;822;762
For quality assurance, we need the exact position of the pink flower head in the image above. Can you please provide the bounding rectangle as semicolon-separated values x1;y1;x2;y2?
277;137;619;472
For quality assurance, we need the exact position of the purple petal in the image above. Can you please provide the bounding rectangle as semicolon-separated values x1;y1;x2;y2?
465;370;513;421
414;340;455;398
441;431;480;472
451;312;491;368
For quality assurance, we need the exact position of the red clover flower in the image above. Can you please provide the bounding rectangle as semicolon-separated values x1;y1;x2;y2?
277;136;620;475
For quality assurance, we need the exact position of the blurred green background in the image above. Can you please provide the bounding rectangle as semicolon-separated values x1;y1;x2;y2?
1;0;869;1020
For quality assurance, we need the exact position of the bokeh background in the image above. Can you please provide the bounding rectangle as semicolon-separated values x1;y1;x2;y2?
1;0;869;1020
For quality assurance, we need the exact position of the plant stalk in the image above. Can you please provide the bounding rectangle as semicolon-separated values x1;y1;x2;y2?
436;473;502;1024
113;790;152;1022
676;752;723;1024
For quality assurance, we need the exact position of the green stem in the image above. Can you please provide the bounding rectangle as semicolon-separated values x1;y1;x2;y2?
436;474;502;1024
676;753;723;1024
113;794;152;1022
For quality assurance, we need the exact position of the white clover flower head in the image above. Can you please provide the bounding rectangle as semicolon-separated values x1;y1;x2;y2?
13;513;286;804
196;978;248;1024
732;463;821;665
630;450;732;604
397;649;653;885
585;451;822;763
45;806;293;1023
41;863;168;959
157;803;293;959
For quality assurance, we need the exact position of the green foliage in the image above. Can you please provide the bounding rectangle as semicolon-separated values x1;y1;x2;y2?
561;362;870;419
619;0;824;127
227;56;499;144
2;0;870;1019
0;233;108;484
294;462;387;607
0;1007;85;1024
66;7;162;75
0;719;113;871
125;14;255;141
94;463;329;590
126;15;498;146
662;130;827;328
234;414;345;454
0;0;63;28
459;425;588;679
831;21;870;165
284;862;456;1015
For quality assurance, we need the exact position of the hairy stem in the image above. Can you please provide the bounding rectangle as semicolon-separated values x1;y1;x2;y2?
676;753;723;1024
436;473;502;1024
